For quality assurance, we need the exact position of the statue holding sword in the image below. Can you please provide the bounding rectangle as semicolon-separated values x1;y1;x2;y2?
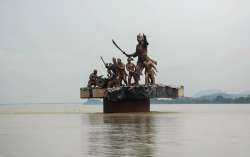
112;33;157;84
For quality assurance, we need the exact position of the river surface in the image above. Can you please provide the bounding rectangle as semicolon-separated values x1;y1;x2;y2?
0;104;250;157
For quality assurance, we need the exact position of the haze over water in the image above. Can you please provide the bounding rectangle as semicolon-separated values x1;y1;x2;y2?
0;104;250;157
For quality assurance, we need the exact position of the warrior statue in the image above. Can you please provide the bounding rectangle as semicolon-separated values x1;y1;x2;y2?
112;33;157;84
105;57;119;88
126;57;137;85
126;33;157;83
144;59;158;85
117;58;128;86
87;69;98;88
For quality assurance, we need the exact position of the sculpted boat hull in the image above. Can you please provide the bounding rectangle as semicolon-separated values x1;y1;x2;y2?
80;84;184;113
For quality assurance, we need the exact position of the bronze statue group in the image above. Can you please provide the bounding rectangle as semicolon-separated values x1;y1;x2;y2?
88;33;158;88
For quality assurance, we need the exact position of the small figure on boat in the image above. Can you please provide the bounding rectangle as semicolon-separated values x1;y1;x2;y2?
144;59;158;85
126;57;137;85
117;58;128;86
105;57;119;88
87;69;98;88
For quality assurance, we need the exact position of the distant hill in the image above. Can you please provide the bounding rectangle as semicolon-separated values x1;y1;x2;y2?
239;91;250;97
151;89;250;104
194;90;250;99
193;89;225;98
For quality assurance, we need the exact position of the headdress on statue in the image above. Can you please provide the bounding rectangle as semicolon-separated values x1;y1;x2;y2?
137;33;144;42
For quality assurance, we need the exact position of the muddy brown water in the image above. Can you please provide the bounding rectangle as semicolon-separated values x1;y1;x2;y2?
0;104;250;157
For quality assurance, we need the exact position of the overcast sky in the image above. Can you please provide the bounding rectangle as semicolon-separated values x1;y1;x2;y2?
0;0;250;103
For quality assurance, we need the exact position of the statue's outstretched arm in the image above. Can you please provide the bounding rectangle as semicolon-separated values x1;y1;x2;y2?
127;52;138;57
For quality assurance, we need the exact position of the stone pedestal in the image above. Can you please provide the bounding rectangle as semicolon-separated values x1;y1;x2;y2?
103;97;150;113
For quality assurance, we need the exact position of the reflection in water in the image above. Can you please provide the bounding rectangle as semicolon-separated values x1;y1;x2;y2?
86;114;155;157
84;113;183;157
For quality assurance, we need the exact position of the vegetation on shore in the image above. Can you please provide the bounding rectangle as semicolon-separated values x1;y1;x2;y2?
151;95;250;104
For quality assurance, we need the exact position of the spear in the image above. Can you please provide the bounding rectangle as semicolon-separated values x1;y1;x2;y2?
100;56;106;66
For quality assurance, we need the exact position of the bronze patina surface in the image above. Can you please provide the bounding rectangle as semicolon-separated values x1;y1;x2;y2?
81;34;184;113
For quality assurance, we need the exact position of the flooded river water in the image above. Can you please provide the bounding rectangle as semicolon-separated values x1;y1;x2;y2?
0;104;250;157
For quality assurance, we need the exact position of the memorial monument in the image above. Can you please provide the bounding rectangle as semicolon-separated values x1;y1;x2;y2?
80;34;184;113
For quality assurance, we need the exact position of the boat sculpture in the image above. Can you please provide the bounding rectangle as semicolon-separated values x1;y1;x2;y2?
80;33;184;113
